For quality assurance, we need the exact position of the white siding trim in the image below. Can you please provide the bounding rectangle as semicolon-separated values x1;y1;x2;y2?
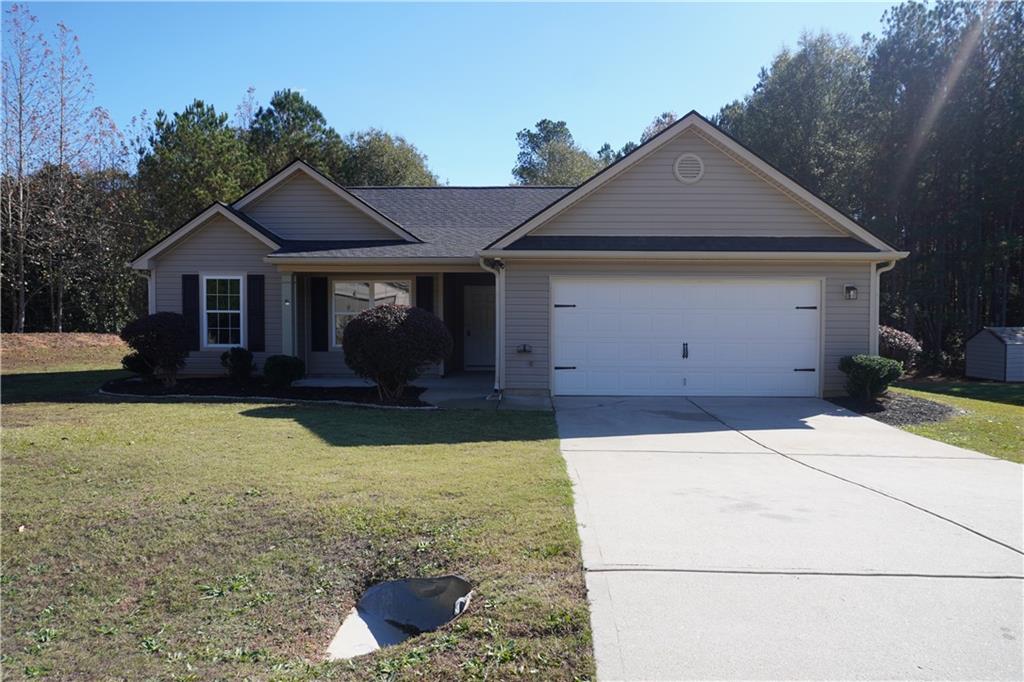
281;273;295;356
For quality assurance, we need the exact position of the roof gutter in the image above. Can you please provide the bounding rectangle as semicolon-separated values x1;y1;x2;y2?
478;250;910;261
264;256;480;266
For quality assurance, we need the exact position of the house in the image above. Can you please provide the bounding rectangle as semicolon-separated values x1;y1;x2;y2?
129;111;908;398
965;327;1024;382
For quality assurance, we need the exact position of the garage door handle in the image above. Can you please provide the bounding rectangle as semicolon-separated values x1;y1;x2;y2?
682;342;689;359
793;368;816;372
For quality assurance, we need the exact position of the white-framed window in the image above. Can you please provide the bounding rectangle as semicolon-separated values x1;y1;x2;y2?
332;279;412;347
202;275;245;348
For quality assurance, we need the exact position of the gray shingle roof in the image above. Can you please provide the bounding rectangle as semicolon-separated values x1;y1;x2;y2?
980;327;1024;345
268;187;570;259
258;186;883;260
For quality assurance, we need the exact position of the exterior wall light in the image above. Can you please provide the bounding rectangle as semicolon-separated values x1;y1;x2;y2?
844;285;858;300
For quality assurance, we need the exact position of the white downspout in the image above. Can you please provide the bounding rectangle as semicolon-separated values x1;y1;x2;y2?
869;260;897;354
478;257;505;393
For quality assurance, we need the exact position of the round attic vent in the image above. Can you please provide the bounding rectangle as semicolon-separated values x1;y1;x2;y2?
673;153;704;184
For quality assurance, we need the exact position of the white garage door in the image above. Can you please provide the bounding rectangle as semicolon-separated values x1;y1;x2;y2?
551;278;821;396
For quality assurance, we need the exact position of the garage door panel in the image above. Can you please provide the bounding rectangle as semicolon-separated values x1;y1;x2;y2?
554;340;586;365
589;313;621;334
651;314;684;335
552;278;820;397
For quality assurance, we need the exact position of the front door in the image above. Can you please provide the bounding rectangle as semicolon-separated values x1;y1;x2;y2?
463;285;496;369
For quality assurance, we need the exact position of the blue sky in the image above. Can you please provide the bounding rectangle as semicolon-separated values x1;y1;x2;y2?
12;2;893;185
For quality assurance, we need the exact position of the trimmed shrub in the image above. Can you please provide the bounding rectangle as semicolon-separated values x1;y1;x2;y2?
839;354;904;401
119;312;190;386
121;351;153;378
263;355;305;389
342;304;453;399
878;325;922;369
220;346;256;383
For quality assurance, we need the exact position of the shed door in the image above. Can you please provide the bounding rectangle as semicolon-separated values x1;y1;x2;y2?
551;278;821;396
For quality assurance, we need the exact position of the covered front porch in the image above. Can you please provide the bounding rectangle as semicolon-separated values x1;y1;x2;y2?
278;266;497;383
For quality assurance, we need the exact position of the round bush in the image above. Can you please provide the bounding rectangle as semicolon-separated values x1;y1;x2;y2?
838;354;904;402
878;325;922;369
220;346;256;383
119;312;190;386
121;351;153;378
263;354;305;389
341;305;453;399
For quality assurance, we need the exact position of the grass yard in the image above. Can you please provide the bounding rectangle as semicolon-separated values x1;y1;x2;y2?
0;335;593;680
893;379;1024;464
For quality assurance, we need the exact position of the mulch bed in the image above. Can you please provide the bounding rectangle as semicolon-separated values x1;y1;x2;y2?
829;392;964;426
101;376;430;408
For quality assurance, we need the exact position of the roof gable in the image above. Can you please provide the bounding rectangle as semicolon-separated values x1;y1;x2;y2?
130;203;279;269
488;112;898;254
970;327;1024;346
233;160;419;242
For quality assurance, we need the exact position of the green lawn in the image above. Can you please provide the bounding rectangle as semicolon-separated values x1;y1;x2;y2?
893;379;1024;464
0;336;593;680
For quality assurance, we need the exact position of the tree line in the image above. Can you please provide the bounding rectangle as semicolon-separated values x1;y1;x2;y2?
511;1;1023;371
1;4;438;334
4;1;1022;372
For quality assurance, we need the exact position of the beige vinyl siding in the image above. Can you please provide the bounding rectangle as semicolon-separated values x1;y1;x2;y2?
503;261;872;396
244;172;397;241
533;129;847;239
966;332;1007;381
153;215;281;375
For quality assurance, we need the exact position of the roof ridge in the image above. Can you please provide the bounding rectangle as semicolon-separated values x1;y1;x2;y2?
348;185;576;190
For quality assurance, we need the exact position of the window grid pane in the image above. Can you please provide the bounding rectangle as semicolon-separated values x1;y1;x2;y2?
205;278;242;346
374;281;411;307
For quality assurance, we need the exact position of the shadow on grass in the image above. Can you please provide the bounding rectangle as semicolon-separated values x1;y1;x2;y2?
897;379;1024;407
1;369;127;404
1;369;558;445
240;403;556;446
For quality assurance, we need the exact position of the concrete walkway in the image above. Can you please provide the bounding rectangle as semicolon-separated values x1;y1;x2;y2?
555;396;1023;681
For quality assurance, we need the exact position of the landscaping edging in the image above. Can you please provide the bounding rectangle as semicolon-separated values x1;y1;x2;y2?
96;387;439;410
98;376;438;411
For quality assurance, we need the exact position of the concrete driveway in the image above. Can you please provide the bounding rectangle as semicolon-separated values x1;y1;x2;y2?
555;396;1023;681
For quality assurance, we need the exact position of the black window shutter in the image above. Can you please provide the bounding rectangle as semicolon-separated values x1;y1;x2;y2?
415;276;433;312
181;274;200;351
247;274;265;352
310;276;328;352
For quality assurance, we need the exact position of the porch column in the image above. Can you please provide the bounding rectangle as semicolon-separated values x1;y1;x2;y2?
280;272;295;356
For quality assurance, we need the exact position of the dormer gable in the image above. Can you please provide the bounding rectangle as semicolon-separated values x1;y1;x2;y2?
233;160;418;242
